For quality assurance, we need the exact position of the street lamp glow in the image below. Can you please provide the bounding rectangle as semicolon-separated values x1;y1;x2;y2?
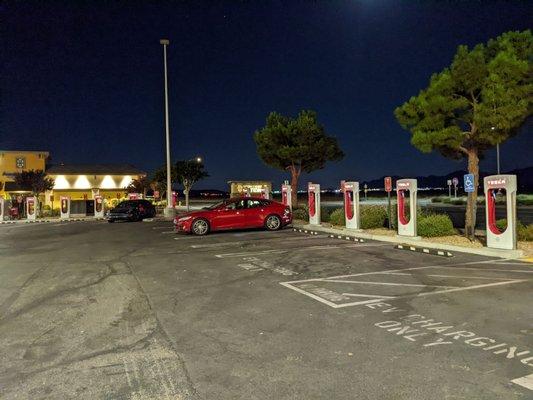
195;157;202;163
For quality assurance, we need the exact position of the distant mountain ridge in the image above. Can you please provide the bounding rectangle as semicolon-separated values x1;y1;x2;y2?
359;166;533;191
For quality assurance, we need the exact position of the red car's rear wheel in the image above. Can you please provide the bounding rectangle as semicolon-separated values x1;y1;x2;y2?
265;214;281;231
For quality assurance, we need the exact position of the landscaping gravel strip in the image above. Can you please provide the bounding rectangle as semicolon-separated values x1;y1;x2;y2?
293;221;524;259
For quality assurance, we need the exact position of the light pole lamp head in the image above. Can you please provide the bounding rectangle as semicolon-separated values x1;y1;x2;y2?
160;39;170;45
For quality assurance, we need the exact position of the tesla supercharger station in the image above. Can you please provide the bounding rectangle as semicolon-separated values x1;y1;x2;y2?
308;182;321;225
344;181;360;230
484;174;517;250
26;197;37;221
396;179;418;237
94;195;105;218
281;183;292;209
260;188;270;199
0;197;5;221
60;196;71;219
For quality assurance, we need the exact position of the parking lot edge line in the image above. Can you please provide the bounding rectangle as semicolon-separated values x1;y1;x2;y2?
335;299;390;308
279;282;340;308
380;272;514;281
321;266;437;280
342;293;395;299
323;279;457;288
443;266;533;274
394;279;529;300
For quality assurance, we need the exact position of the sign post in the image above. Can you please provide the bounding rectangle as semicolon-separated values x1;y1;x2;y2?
447;179;452;198
452;177;459;198
384;177;392;229
363;183;368;201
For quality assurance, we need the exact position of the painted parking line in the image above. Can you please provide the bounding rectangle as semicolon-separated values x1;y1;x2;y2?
377;272;512;281
324;279;456;289
152;226;172;230
190;235;328;249
173;236;207;240
216;249;287;258
281;264;531;309
214;243;386;258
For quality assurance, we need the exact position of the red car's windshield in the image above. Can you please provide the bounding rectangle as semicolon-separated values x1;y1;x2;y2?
205;201;227;210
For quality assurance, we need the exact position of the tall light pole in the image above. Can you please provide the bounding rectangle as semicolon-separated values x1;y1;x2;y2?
160;39;174;217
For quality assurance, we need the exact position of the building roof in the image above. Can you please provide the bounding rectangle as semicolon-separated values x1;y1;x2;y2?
0;150;50;156
227;180;271;184
46;164;146;176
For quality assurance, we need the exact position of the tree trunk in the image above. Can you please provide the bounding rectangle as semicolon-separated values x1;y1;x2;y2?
464;149;479;240
288;165;301;207
184;188;190;211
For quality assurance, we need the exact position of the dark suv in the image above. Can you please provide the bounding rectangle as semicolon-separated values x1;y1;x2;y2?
107;200;156;222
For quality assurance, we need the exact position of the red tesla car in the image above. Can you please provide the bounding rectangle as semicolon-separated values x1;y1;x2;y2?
174;197;292;235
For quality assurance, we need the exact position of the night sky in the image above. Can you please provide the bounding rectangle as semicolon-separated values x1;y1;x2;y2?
2;1;532;189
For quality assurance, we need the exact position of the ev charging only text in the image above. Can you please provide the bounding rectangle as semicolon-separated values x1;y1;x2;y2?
366;301;533;368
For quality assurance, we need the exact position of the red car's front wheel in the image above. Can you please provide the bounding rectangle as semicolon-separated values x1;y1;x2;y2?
191;218;210;235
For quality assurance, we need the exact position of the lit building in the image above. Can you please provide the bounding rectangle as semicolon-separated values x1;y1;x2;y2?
227;180;272;197
45;164;146;204
0;150;146;214
0;150;49;196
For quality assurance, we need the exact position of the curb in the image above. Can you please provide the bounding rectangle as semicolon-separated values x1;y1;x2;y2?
395;244;453;257
0;217;105;225
293;228;366;243
292;223;524;259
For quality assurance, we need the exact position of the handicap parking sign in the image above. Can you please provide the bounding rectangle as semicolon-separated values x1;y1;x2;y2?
464;174;475;193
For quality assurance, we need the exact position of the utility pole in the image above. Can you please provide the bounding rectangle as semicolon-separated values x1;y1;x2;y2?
160;39;174;218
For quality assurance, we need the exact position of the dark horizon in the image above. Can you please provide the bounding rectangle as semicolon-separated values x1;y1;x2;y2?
2;1;532;190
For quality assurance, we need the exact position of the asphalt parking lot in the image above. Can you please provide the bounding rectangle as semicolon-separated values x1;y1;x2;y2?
0;220;532;399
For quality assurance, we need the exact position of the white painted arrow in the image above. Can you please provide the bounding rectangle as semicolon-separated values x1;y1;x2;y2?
512;373;533;391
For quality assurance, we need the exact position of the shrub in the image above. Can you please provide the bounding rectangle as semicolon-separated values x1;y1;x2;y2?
519;223;533;241
292;207;308;221
320;206;331;223
449;198;465;205
442;197;451;204
431;197;443;203
495;219;532;241
417;213;455;237
495;219;508;231
517;195;533;206
329;208;345;226
360;205;388;229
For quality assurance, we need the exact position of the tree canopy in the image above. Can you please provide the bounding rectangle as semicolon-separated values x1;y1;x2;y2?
254;110;344;173
175;160;209;210
175;160;209;189
14;170;54;196
394;30;532;238
125;176;151;196
395;30;532;160
254;110;344;204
